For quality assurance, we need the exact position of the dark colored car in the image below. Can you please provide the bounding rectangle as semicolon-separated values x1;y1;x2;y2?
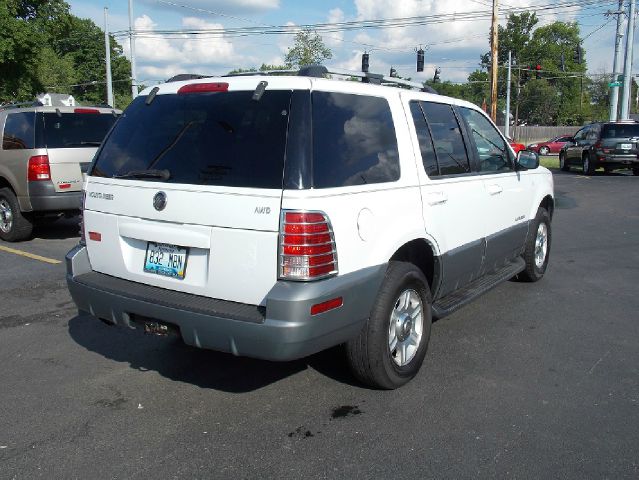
527;135;574;155
559;121;639;175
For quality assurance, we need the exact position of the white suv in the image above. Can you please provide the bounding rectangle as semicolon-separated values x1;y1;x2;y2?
66;68;554;389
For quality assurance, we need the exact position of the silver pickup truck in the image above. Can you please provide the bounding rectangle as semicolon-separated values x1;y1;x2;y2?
0;104;120;241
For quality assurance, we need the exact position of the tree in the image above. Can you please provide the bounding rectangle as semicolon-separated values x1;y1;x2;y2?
284;28;332;68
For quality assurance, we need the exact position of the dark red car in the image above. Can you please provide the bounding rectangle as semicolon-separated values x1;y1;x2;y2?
527;135;574;155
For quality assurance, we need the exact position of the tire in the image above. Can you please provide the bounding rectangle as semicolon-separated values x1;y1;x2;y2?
539;146;550;156
346;261;432;389
0;187;33;242
582;153;596;175
633;167;639;176
559;152;569;171
518;208;551;282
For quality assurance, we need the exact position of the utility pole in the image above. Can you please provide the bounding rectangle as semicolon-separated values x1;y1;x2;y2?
128;0;138;99
490;0;499;122
505;51;512;139
621;0;636;120
609;0;625;121
104;7;114;108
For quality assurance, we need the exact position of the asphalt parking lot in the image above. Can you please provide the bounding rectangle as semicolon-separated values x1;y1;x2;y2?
1;170;638;479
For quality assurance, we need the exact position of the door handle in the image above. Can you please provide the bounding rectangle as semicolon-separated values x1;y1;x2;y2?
487;184;503;195
427;191;448;205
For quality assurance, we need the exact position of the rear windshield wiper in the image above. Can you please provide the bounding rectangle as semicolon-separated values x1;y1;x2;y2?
64;141;103;147
113;169;171;181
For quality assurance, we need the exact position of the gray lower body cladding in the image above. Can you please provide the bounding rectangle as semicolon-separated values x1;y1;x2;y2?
66;245;386;361
26;181;82;212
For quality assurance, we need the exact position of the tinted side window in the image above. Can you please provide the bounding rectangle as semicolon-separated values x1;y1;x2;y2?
573;128;587;141
409;101;438;177
459;107;512;173
2;112;35;150
601;123;639;138
420;102;470;175
312;92;400;188
586;126;600;141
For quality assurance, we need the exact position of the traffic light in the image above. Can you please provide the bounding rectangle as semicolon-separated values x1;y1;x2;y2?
433;67;441;83
573;45;582;64
535;64;542;79
417;48;425;72
361;53;369;73
522;68;529;83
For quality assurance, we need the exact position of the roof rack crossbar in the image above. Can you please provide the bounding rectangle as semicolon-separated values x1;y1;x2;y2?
0;100;44;110
223;70;298;78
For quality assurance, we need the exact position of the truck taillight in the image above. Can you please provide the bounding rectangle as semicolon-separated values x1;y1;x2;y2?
279;211;338;281
27;155;51;181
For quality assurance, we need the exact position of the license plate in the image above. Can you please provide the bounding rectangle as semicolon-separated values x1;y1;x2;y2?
143;242;189;279
619;143;632;150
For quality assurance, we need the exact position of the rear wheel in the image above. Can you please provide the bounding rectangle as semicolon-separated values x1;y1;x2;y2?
559;152;569;171
583;153;596;175
0;188;33;242
518;208;551;282
633;167;639;176
346;261;432;389
539;146;550;156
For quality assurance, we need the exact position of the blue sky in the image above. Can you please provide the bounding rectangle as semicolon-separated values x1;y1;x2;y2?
69;0;629;86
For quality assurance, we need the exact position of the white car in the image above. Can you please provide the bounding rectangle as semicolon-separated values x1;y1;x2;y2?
66;67;554;389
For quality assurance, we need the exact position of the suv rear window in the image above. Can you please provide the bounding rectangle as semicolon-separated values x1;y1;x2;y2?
92;91;292;189
601;123;639;139
311;92;400;188
37;113;117;149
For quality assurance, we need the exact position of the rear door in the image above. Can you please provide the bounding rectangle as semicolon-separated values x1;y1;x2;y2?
84;87;293;306
38;110;118;192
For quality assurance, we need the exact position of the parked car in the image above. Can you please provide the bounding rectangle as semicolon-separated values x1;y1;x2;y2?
527;135;574;155
66;67;554;389
559;121;639;175
0;104;120;241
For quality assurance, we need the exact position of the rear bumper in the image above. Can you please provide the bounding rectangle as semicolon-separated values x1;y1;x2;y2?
66;245;386;361
28;181;82;212
595;154;639;166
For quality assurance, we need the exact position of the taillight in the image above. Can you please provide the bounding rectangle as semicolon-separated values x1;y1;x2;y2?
279;210;338;280
27;155;51;181
74;108;100;114
177;82;229;94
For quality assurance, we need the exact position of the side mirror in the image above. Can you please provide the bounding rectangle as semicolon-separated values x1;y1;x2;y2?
517;150;539;170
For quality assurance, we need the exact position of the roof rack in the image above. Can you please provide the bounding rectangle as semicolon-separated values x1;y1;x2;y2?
0;100;44;111
222;65;437;93
166;73;212;83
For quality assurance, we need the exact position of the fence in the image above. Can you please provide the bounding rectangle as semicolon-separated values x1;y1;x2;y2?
497;126;579;145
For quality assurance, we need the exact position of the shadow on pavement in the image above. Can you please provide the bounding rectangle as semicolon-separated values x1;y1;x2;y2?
33;217;80;241
68;314;361;392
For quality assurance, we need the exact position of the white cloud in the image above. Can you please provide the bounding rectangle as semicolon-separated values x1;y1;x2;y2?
325;8;345;47
140;0;280;14
132;14;240;80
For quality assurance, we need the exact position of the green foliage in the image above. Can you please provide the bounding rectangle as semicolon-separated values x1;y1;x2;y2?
0;0;131;107
284;28;332;68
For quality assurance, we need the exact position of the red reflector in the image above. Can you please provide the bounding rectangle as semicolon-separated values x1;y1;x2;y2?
74;108;100;114
311;297;343;316
285;212;325;224
27;155;51;181
88;231;101;242
59;183;71;189
178;82;229;94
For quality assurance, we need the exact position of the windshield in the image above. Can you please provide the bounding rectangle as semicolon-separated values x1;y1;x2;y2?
601;124;639;139
91;90;292;189
38;113;117;149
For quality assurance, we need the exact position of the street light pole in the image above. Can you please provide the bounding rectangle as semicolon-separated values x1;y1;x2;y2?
621;0;636;120
505;50;512;139
104;7;114;108
128;0;138;99
490;0;499;122
609;0;625;121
